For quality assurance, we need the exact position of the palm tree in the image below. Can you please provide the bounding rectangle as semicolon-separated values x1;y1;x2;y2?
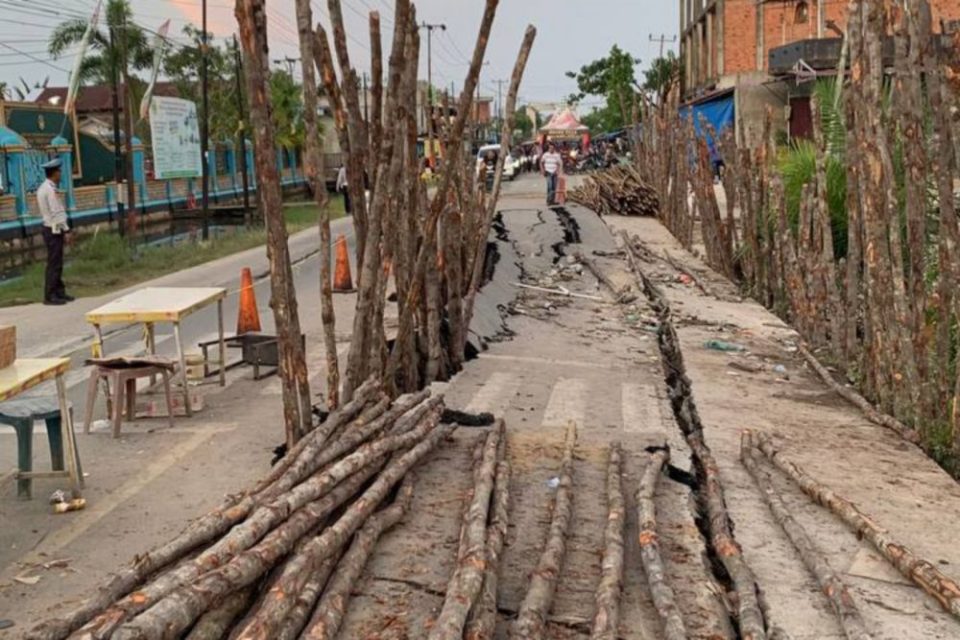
47;0;151;86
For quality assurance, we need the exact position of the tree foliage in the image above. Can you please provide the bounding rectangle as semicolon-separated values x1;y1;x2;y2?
643;52;680;105
566;45;640;131
514;108;534;140
164;26;242;143
47;0;151;85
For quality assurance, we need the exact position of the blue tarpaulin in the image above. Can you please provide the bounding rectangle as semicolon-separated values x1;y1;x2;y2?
679;91;735;138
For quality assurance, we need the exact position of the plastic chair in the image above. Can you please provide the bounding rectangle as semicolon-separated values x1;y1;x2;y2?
0;396;79;500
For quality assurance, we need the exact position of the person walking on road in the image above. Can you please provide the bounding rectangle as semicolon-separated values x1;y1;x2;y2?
336;164;351;215
37;158;73;306
540;142;563;206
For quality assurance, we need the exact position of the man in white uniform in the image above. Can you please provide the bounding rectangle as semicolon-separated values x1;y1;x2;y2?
37;158;72;305
540;142;564;206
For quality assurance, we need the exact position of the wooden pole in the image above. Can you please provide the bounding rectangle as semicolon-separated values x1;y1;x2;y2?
295;0;340;410
513;422;577;638
235;0;312;447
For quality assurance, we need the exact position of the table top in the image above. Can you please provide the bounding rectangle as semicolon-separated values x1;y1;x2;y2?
85;287;227;324
0;358;70;402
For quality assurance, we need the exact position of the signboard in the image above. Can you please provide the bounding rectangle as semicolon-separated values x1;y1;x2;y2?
149;96;202;180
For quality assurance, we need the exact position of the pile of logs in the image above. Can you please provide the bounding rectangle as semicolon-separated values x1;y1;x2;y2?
568;165;660;218
25;379;453;640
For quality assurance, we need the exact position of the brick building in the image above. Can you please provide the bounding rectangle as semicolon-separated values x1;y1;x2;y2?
679;0;960;143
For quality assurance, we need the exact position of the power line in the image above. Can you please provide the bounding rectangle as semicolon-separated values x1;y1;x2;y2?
0;42;69;72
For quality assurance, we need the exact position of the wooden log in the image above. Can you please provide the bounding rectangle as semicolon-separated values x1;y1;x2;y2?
294;0;340;410
753;432;960;621
590;443;626;640
429;421;504;639
636;449;686;640
113;414;449;640
301;476;416;639
575;252;634;303
274;551;342;640
236;0;312;446
797;345;920;444
740;432;871;640
79;399;437;637
464;437;511;640
254;377;381;496
183;588;253;640
512;421;577;639
77;453;387;639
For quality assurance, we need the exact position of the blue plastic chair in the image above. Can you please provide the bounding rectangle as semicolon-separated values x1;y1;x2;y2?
0;397;79;500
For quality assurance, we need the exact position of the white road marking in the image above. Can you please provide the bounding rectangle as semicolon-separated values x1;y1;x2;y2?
478;353;631;371
464;371;520;415
541;378;588;428
621;382;661;433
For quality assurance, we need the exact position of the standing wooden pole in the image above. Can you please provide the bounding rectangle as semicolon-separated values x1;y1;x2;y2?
235;0;313;446
295;0;340;410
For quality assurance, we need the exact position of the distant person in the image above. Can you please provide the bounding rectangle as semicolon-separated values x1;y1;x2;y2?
336;164;350;214
540;142;564;206
37;159;72;305
708;139;725;182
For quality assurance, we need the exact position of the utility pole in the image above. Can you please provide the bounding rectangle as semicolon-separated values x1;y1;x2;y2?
419;21;446;167
494;79;505;129
120;11;136;238
233;35;251;220
109;23;125;238
201;0;210;240
649;33;678;58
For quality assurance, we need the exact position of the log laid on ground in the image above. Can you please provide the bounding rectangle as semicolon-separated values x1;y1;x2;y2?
430;421;505;639
111;410;447;640
567;164;660;217
301;476;416;639
464;436;511;640
575;252;636;304
753;432;960;621
80;398;437;638
636;448;686;640
23;384;380;640
798;345;920;444
274;552;341;640
740;432;872;640
513;421;578;639
590;443;626;640
624;228;769;639
183;588;254;640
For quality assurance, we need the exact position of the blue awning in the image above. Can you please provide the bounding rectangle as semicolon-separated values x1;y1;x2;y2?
679;91;735;138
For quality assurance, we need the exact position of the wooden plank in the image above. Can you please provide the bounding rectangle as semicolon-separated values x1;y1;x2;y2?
85;287;227;325
0;358;71;402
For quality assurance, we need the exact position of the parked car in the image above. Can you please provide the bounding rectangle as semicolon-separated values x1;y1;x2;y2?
476;144;518;181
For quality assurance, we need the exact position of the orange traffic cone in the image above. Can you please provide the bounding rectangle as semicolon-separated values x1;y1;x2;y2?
333;235;354;292
237;267;262;334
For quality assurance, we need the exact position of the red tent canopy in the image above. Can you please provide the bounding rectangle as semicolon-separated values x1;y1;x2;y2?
539;108;588;134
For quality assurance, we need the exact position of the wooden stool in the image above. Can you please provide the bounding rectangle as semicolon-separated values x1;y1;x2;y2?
83;362;176;438
0;397;81;500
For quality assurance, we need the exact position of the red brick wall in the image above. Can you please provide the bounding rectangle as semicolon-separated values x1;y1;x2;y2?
723;0;758;74
714;0;960;77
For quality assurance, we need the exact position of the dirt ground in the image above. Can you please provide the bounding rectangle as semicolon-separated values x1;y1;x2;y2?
3;175;960;639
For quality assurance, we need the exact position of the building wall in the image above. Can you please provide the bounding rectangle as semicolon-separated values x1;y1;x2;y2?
684;0;960;92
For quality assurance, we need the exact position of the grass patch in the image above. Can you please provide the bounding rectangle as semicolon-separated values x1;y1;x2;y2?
0;199;345;307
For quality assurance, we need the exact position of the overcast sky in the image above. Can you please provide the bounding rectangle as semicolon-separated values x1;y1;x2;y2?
0;0;678;108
